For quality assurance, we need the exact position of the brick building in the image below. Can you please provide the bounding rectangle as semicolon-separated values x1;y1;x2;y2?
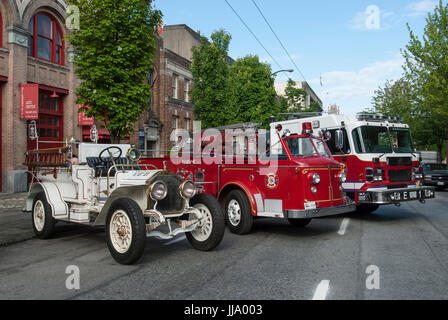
0;2;211;193
1;0;80;193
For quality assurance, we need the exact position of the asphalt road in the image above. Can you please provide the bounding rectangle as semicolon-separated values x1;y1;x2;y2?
1;191;448;300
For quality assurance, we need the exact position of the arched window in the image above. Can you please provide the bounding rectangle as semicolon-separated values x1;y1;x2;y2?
28;13;64;65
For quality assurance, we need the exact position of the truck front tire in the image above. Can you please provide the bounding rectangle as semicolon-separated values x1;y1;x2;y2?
32;192;56;239
224;190;254;235
186;193;225;251
106;198;147;265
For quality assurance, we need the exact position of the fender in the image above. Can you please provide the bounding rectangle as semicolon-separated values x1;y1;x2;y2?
26;182;69;219
218;181;263;216
93;185;147;226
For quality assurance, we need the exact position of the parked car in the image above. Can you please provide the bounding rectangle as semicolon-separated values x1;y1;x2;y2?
421;162;448;190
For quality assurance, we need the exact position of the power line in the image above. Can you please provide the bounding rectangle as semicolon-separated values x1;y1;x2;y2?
251;0;307;82
223;0;283;70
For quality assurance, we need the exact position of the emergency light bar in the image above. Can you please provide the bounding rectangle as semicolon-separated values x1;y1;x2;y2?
302;122;312;135
356;112;404;123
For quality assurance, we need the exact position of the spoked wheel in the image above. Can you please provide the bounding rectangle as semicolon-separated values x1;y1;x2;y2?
106;199;146;265
224;190;253;235
186;194;225;251
32;192;55;239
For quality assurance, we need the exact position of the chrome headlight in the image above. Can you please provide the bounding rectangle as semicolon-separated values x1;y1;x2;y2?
180;180;197;199
149;181;168;201
312;173;321;185
339;172;347;183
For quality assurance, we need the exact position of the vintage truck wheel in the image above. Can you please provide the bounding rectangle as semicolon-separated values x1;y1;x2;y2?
186;194;225;251
32;192;56;239
288;218;312;227
106;199;146;265
224;190;254;235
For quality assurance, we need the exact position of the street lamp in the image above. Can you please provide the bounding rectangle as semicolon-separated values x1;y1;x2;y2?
271;69;294;76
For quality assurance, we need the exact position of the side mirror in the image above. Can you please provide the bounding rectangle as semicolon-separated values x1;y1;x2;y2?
335;130;344;150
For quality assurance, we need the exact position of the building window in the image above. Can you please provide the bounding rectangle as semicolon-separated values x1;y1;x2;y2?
184;118;190;131
28;13;65;65
184;79;190;102
38;90;63;140
172;74;178;99
172;116;179;130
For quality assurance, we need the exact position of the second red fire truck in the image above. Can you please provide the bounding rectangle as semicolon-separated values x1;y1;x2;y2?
141;122;356;234
270;113;436;213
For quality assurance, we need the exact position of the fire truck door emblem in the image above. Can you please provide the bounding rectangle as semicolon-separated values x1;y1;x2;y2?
265;174;279;189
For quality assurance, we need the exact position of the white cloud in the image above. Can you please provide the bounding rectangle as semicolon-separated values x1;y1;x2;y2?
406;0;437;17
308;56;404;114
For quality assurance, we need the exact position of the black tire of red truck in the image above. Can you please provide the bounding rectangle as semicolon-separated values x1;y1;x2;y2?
224;189;254;235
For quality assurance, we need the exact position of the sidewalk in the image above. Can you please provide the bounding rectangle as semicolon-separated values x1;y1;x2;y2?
0;193;35;246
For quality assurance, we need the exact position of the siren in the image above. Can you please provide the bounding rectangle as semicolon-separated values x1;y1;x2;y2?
302;122;312;135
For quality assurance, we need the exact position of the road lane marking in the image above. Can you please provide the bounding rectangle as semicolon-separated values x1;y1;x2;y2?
312;280;330;300
338;218;350;235
164;235;186;246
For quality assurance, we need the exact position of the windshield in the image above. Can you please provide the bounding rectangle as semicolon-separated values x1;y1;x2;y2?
285;137;329;158
352;126;415;154
425;163;448;171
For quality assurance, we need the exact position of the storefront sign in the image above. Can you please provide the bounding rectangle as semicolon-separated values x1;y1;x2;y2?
78;105;94;126
20;84;39;120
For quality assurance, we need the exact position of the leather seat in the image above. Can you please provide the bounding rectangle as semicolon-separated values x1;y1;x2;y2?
86;157;141;177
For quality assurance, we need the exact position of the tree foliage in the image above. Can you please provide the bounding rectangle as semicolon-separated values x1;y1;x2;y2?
67;0;162;143
190;31;287;128
278;78;322;116
373;1;448;156
190;30;232;128
227;55;281;128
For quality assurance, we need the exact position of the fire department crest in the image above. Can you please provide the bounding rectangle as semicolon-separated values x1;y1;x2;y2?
265;174;279;189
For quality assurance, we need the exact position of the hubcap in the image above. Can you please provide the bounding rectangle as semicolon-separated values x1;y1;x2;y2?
227;199;241;227
109;210;133;254
191;204;213;242
33;200;45;232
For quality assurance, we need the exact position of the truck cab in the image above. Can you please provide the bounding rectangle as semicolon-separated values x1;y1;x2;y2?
271;113;435;213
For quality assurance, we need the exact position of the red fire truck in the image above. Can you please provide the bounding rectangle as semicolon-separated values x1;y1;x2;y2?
141;122;355;235
270;113;436;213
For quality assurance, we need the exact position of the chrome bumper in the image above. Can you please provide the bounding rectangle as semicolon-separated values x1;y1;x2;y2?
285;203;356;219
357;186;436;205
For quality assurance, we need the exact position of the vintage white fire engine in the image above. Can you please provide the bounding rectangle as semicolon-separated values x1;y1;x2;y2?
24;142;225;265
270;113;436;213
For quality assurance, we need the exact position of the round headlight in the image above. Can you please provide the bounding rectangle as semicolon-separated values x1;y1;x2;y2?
339;172;347;183
180;180;197;199
127;148;141;162
150;181;167;201
312;173;321;185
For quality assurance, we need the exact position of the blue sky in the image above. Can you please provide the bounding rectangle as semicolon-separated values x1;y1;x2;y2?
154;0;442;115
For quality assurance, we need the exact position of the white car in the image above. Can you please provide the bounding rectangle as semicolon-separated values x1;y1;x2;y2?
24;143;225;265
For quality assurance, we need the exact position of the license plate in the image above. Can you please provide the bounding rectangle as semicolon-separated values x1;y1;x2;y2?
409;191;417;199
305;202;317;210
438;182;445;186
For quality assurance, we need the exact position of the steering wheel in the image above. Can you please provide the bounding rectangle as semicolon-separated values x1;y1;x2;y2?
99;146;122;163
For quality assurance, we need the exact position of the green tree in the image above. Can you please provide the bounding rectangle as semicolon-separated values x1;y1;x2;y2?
68;0;161;143
227;55;281;128
401;0;448;155
277;78;322;117
190;29;232;128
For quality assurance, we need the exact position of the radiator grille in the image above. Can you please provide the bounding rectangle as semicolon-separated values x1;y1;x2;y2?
388;169;412;182
150;175;186;215
387;157;412;166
